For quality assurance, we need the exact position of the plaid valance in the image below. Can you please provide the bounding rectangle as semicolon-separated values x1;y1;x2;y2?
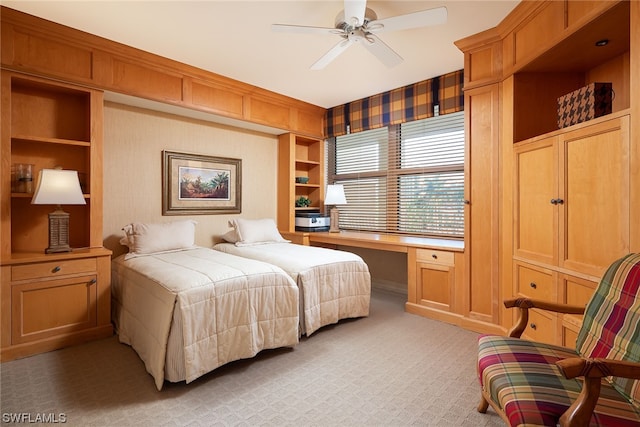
325;69;464;138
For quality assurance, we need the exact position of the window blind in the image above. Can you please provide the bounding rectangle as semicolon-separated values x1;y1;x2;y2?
329;111;465;238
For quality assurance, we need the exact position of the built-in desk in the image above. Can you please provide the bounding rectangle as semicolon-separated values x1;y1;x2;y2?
305;231;463;253
281;231;466;325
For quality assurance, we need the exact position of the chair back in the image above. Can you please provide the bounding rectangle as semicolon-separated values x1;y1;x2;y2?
576;253;640;409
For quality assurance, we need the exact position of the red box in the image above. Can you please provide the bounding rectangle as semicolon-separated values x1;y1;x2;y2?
557;82;612;128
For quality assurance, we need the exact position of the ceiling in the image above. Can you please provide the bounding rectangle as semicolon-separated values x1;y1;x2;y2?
2;1;519;110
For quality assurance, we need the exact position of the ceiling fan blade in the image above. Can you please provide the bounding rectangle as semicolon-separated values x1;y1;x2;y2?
343;0;367;27
368;6;447;33
363;34;403;68
311;38;355;70
271;23;340;36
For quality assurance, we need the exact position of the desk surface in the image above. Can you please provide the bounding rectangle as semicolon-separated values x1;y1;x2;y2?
305;231;464;253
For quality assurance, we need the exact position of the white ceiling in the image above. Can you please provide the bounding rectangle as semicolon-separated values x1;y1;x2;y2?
2;0;519;109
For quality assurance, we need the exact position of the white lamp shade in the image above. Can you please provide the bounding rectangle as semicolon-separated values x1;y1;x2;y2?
325;184;347;205
31;169;86;205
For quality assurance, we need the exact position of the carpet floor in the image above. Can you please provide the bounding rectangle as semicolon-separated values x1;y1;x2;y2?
0;288;503;426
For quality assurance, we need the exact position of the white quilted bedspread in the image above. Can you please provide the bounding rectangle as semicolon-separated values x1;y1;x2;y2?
213;242;371;335
111;247;299;390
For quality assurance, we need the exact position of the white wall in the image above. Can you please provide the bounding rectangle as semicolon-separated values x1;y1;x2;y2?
102;102;279;257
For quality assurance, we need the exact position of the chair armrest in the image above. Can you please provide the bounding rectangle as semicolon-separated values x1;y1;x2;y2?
557;357;640;380
555;358;640;427
504;297;585;338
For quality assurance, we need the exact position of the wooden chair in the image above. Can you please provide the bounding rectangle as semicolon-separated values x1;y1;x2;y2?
477;253;640;426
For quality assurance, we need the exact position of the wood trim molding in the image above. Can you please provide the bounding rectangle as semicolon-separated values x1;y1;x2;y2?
0;6;326;138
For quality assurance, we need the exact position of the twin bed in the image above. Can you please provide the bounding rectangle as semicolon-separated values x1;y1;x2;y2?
111;219;371;389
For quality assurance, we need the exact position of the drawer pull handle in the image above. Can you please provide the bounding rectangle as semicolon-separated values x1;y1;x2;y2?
89;279;97;285
529;282;537;289
52;266;61;273
432;254;438;260
530;323;537;330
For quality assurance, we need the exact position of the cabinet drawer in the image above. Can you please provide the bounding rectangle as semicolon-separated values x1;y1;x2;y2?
564;276;597;307
523;309;557;345
562;314;583;349
11;258;97;281
515;263;553;301
415;249;454;266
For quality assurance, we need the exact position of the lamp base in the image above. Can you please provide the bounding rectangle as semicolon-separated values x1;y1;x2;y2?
329;206;340;233
45;206;72;254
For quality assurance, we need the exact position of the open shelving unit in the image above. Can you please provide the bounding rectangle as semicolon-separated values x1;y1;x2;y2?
277;133;325;233
1;71;112;361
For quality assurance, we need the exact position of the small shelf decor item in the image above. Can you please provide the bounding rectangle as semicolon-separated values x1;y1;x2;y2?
295;176;309;184
324;184;348;233
163;150;241;215
296;196;311;207
557;82;612;128
30;168;86;253
13;163;34;193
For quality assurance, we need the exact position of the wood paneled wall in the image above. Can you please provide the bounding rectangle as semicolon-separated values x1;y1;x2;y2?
0;6;326;138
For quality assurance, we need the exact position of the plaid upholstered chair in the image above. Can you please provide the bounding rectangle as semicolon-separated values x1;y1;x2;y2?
477;253;640;426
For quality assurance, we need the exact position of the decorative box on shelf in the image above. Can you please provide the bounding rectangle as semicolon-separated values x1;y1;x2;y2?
557;82;612;128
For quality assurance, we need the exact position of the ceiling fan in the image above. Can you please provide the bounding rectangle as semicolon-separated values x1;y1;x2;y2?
272;0;447;70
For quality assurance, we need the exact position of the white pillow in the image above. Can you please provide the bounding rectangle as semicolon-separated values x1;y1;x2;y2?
121;220;197;255
228;218;288;246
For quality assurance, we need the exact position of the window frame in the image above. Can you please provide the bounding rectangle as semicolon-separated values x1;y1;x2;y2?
328;112;465;239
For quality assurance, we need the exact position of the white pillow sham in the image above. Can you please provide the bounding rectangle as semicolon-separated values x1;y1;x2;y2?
121;220;197;255
225;218;289;246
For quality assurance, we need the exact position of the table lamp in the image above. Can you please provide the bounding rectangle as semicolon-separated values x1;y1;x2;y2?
325;184;347;233
31;168;86;253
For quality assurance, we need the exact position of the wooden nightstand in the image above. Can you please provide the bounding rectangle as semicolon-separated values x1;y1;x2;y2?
1;248;113;361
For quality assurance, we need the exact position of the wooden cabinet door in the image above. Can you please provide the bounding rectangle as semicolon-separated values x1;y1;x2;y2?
11;275;98;344
414;249;455;312
560;116;630;277
514;137;558;265
465;84;500;324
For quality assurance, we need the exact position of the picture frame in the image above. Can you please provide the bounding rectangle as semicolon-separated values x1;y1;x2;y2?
162;150;241;215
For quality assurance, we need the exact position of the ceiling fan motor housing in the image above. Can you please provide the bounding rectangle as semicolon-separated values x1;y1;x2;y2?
335;7;378;32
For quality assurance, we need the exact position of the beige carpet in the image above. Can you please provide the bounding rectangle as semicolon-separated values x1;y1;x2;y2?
0;288;503;426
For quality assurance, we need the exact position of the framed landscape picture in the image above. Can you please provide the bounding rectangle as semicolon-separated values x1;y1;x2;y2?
162;150;241;215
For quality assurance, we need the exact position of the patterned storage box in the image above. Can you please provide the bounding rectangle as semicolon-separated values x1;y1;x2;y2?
557;82;612;128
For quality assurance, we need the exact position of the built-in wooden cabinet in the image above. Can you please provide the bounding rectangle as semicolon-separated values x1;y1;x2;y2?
277;133;325;233
456;0;637;342
512;112;630;347
1;250;112;361
0;71;112;361
406;247;469;327
409;249;455;310
463;83;501;331
507;2;633;347
514;113;630;277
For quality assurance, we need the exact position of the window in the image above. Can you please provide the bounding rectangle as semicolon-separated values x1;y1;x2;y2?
328;111;465;238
